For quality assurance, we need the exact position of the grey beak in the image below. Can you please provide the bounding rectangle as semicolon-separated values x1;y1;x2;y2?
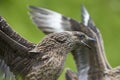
81;37;96;49
87;37;96;42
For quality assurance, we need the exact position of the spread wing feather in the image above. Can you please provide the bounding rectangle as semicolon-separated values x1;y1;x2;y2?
0;16;35;49
29;6;86;34
0;17;36;80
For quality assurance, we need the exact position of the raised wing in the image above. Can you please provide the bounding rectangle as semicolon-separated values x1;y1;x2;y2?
0;17;36;80
29;6;84;34
81;6;111;69
0;16;35;49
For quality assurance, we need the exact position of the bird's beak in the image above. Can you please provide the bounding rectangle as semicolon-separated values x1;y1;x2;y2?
81;37;96;49
87;37;96;42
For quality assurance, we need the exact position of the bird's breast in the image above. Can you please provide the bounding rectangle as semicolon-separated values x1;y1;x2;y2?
25;55;66;80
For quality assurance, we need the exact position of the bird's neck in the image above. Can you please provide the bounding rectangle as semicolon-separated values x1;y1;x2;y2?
74;42;112;80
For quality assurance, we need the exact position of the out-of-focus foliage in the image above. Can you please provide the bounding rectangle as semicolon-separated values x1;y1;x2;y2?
0;0;120;80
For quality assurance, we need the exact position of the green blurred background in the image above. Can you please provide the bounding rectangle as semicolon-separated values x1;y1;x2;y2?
0;0;120;80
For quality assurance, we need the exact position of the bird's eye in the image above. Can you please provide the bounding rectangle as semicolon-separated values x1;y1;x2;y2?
79;35;85;39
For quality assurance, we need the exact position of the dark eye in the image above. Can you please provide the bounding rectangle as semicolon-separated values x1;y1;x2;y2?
79;34;85;39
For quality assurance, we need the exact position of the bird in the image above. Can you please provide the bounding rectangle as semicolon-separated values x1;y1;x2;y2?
29;5;99;80
29;5;120;80
0;16;95;80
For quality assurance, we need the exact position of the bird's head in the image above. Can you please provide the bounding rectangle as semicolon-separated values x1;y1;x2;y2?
69;31;96;49
30;31;95;54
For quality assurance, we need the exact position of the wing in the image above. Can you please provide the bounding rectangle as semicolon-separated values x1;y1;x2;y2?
81;6;111;69
0;17;36;80
29;6;85;34
0;16;35;49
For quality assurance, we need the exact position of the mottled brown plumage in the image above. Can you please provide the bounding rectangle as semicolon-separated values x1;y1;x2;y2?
0;16;94;80
29;5;120;80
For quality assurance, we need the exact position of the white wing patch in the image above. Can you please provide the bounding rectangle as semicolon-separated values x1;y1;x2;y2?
81;6;90;26
29;6;70;33
43;12;64;32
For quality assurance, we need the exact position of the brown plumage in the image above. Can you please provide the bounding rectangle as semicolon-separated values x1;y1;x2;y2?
29;5;120;80
0;16;94;80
